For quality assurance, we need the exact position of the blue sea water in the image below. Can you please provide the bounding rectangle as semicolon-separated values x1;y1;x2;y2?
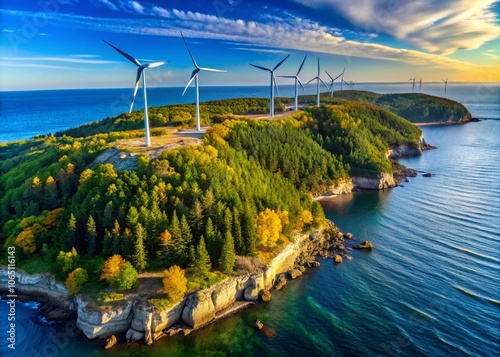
1;84;499;356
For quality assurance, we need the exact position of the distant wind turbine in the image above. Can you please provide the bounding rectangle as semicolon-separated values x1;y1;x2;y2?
181;32;226;131
279;55;307;111
409;77;416;92
442;79;448;93
250;54;290;117
104;40;165;147
307;57;329;107
340;67;346;90
325;70;342;97
419;78;422;91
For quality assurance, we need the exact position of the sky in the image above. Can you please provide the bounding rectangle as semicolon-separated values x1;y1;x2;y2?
0;0;499;90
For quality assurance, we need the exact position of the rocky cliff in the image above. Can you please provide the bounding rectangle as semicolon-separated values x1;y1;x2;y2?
0;221;344;346
352;172;396;190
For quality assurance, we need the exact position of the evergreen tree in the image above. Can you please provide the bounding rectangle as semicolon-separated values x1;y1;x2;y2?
157;228;171;263
169;211;185;265
232;207;243;255
102;229;113;257
223;208;232;237
66;213;77;249
121;228;134;260
111;220;121;255
180;214;193;250
219;230;235;274
126;206;139;231
44;176;58;210
190;236;211;277
204;217;218;263
86;215;98;256
103;201;114;230
201;188;215;219
133;223;147;272
189;199;204;239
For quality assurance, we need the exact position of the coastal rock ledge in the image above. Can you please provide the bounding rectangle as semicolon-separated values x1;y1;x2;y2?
0;220;345;347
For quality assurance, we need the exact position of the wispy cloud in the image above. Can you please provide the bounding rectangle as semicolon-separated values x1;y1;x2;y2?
483;52;499;59
0;56;117;64
0;7;495;73
130;1;144;14
233;47;290;54
2;29;15;33
0;61;76;70
294;0;500;55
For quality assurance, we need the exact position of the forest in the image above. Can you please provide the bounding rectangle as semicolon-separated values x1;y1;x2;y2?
0;96;421;302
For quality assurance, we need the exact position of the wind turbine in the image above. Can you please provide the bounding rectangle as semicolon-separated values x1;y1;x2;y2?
103;40;165;147
419;78;422;91
307;57;329;107
325;70;342;97
181;32;226;131
442;79;448;93
250;54;290;117
409;77;416;92
279;55;307;111
339;67;347;90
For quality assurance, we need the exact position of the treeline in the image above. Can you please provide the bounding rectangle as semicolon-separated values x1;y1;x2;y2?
331;90;470;123
59;98;286;139
299;103;421;176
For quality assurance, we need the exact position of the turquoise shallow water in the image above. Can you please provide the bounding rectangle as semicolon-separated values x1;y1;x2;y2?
1;86;499;356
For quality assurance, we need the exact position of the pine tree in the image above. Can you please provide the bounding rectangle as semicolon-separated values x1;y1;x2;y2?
44;176;58;210
180;214;193;250
133;223;147;272
189;199;204;239
103;201;114;230
126;206;139;231
66;213;77;249
232;207;243;255
86;215;98;256
102;229;113;257
169;211;185;265
111;220;121;255
223;208;232;236
201;188;215;219
205;217;218;263
219;230;235;274
190;236;211;277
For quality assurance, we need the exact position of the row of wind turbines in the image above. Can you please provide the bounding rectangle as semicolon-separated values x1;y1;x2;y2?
409;77;449;93
104;34;353;147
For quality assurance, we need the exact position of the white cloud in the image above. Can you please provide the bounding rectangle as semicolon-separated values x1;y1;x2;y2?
2;29;15;33
294;0;500;55
130;1;144;14
98;0;119;11
152;6;170;18
0;56;116;64
233;47;290;54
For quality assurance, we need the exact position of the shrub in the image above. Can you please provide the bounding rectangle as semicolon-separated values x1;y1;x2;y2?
65;268;88;295
109;262;138;291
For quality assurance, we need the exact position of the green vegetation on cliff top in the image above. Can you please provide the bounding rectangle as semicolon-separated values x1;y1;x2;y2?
0;95;425;299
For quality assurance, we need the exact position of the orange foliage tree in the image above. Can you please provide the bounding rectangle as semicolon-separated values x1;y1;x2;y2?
65;268;88;295
255;208;283;248
100;254;126;281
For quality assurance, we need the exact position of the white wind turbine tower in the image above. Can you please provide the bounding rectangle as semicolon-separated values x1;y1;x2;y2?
181;32;226;131
279;55;307;111
325;70;342;97
307;57;329;107
104;40;165;147
419;78;422;91
442;78;448;93
250;54;290;117
409;77;416;92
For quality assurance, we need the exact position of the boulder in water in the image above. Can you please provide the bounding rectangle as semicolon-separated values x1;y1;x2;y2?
334;255;343;264
260;289;272;302
353;241;374;249
254;319;264;330
289;269;302;279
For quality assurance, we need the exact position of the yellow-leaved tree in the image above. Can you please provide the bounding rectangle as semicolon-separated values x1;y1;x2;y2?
255;208;283;248
100;254;126;281
162;265;187;301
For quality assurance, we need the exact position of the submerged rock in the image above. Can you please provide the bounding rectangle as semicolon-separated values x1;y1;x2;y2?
423;173;433;177
353;241;374;249
261;326;277;338
275;274;287;291
254;319;264;330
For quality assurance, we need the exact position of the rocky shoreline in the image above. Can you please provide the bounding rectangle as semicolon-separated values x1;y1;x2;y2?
0;220;351;349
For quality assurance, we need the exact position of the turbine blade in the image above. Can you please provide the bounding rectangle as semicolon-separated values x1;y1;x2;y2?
297;55;307;75
180;32;199;69
145;61;166;68
273;54;290;71
182;70;198;96
325;71;334;81
250;64;271;72
103;40;141;67
278;75;297;79
298;78;306;93
273;74;280;96
317;57;320;76
130;68;143;112
320;78;329;90
306;77;317;85
199;67;227;72
333;73;342;81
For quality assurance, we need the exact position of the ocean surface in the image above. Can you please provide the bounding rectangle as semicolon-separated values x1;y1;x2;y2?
1;84;499;356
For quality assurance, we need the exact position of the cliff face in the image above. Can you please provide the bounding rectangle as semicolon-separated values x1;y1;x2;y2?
321;178;355;196
0;222;344;346
352;172;396;190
